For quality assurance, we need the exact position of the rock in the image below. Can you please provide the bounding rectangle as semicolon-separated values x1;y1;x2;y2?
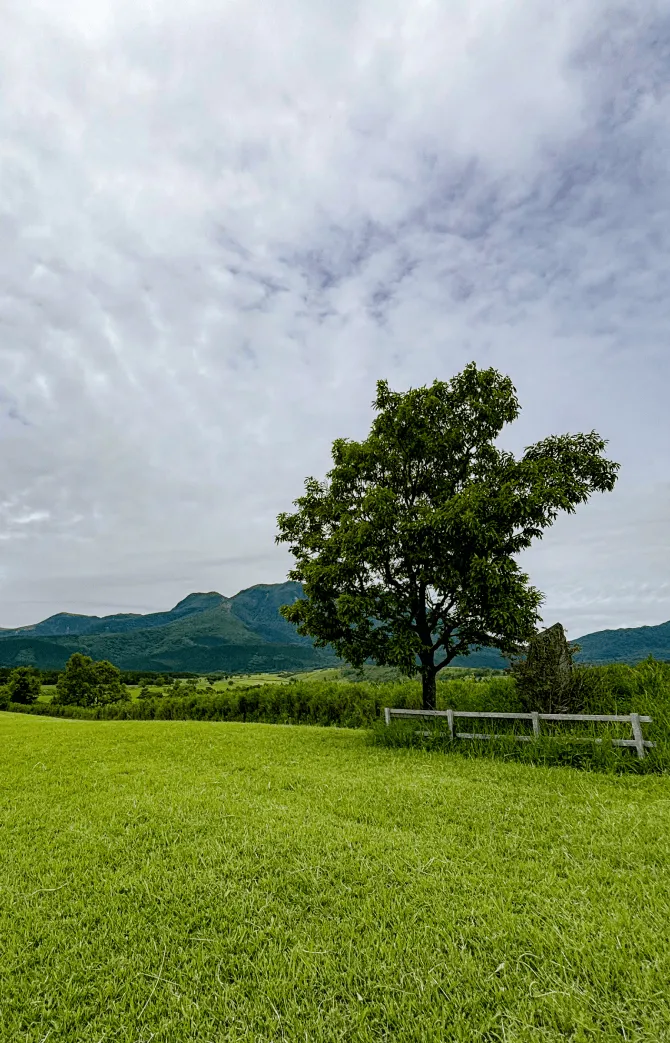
512;622;578;714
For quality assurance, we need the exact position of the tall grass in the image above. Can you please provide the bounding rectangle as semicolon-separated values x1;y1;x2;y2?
373;659;670;774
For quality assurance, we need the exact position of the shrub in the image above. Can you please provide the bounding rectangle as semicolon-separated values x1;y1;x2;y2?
6;666;41;705
138;685;163;700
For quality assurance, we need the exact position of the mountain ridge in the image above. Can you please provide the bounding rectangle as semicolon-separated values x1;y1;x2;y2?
0;582;328;672
0;583;668;672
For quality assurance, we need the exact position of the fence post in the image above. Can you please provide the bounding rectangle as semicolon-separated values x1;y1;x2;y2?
630;713;645;760
531;712;540;738
384;707;391;727
447;709;454;740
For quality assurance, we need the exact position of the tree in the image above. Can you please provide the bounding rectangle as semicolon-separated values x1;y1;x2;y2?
93;659;128;704
138;685;162;700
54;653;128;707
7;666;41;705
276;363;619;710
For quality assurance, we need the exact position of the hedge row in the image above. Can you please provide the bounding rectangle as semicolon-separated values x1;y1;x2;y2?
6;679;393;727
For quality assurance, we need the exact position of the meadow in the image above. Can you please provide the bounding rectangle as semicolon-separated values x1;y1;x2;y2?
35;671;301;705
1;712;670;1042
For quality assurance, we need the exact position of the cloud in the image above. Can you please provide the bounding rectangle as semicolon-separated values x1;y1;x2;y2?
0;0;668;633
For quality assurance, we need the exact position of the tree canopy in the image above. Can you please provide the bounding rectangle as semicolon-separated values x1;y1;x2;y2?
6;666;41;705
54;653;128;708
276;363;620;709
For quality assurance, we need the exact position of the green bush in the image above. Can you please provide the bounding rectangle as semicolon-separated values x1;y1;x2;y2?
6;666;41;705
138;685;163;700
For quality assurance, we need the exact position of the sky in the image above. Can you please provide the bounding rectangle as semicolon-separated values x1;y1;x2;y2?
0;0;669;638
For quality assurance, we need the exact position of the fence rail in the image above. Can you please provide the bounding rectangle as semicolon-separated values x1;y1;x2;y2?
383;707;655;759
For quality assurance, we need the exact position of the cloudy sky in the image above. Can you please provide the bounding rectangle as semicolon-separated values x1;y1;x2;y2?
1;0;668;638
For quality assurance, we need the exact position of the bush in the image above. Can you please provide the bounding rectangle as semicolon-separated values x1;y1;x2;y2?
138;686;163;700
6;667;41;705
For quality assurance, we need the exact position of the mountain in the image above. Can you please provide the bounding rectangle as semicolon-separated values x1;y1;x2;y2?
571;620;670;665
0;582;334;673
449;619;670;669
0;591;228;638
0;583;667;672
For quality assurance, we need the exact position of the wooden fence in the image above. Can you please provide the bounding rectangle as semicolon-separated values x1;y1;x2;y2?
383;708;655;759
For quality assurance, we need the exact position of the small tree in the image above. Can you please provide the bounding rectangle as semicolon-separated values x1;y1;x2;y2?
138;685;162;700
7;666;41;705
54;653;127;707
54;654;95;706
276;363;619;710
93;659;127;704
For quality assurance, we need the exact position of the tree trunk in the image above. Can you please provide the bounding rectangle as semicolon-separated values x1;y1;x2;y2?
421;666;437;711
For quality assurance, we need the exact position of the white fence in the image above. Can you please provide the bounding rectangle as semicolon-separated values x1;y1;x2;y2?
383;708;655;759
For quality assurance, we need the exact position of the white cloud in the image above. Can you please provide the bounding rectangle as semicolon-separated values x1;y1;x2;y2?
0;0;668;634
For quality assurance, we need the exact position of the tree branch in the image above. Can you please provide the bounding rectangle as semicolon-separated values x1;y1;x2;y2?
426;594;456;632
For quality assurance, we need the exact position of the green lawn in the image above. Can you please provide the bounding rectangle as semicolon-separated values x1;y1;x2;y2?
1;714;669;1042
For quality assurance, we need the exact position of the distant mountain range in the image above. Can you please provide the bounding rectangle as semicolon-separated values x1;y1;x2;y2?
0;582;668;672
0;583;337;673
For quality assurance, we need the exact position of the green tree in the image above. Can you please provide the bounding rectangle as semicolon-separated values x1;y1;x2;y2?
276;363;619;710
7;666;41;705
54;653;96;706
93;659;127;704
138;685;162;700
54;653;127;707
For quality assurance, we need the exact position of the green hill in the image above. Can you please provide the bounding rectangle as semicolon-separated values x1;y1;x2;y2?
0;582;667;672
572;619;670;664
0;583;333;673
448;620;670;669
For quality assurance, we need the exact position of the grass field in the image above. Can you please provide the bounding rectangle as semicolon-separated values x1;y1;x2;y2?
35;673;300;705
2;713;670;1042
33;665;504;706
